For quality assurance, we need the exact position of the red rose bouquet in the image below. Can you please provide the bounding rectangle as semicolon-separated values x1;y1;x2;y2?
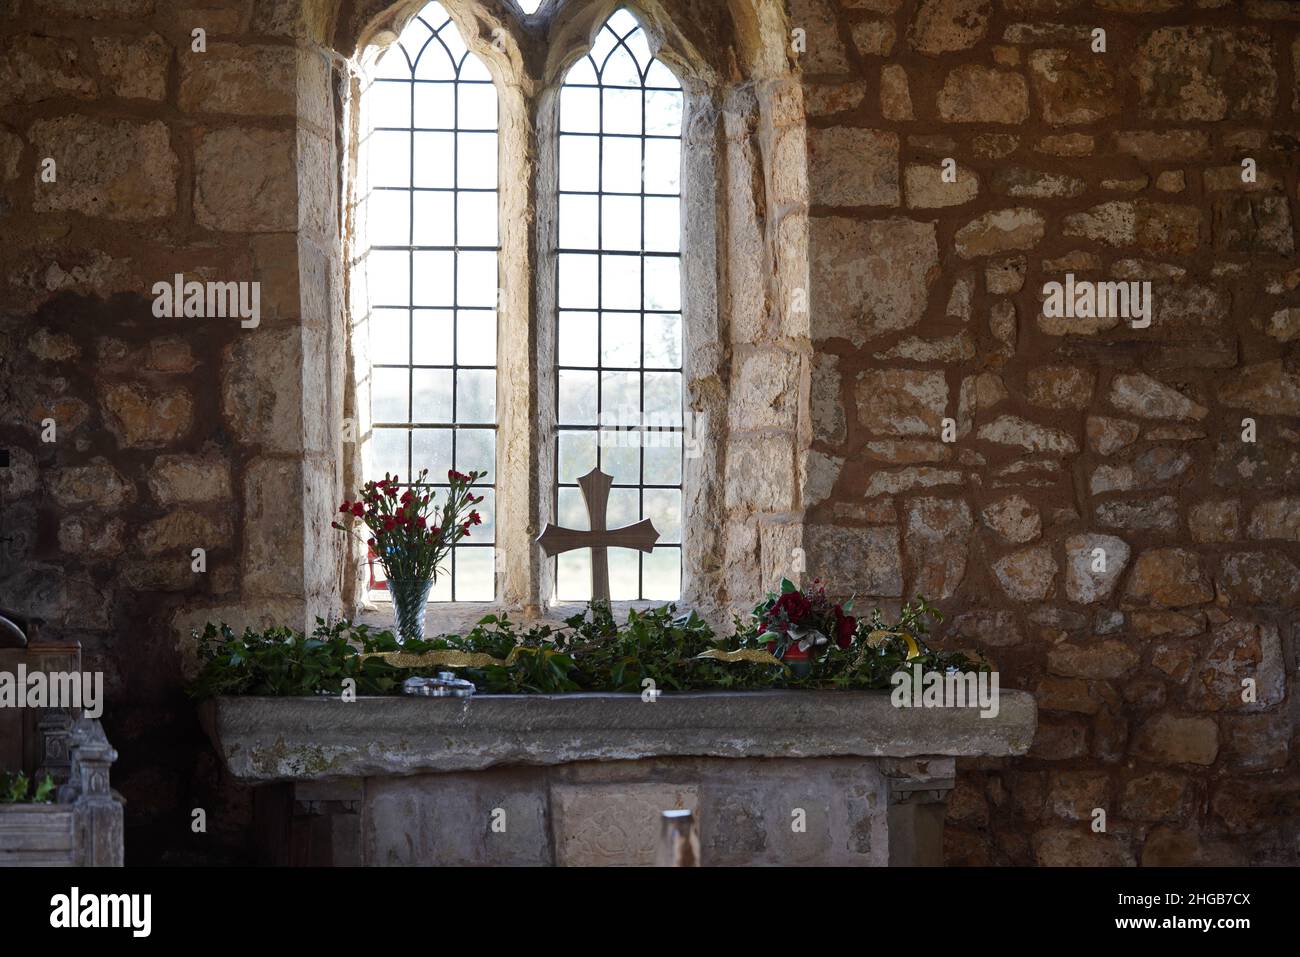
752;578;856;672
333;467;485;641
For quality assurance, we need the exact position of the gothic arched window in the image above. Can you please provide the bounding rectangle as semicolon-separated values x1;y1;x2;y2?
553;9;685;602
358;1;499;602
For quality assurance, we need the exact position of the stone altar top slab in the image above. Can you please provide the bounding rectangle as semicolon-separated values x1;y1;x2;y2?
201;690;1036;783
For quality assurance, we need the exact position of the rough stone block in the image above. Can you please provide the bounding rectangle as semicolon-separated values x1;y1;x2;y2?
30;117;177;220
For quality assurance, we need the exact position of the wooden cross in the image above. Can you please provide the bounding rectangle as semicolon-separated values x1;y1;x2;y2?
536;468;660;602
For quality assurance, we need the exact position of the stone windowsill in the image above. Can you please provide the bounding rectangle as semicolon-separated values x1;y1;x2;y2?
200;690;1037;784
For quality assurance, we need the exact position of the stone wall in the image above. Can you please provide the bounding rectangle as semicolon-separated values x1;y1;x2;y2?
795;0;1300;864
0;0;347;862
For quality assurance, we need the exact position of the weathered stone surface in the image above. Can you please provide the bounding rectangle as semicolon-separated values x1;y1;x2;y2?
880;64;913;120
1046;769;1109;821
1115;129;1210;161
1190;500;1239;542
805;525;903;597
1261;307;1300;342
30;118;177;220
180;44;296;116
222;329;302;451
1121;771;1191;822
1027;365;1093;410
0;34;97;107
955;208;1045;258
45;458;136;509
1003;22;1090;44
947;609;1023;647
1095;496;1180;533
972;133;1018;159
100;383;193;448
865;440;951;465
990;166;1085;200
1126;548;1213;606
146;453;234;505
872;332;974;362
1090;447;1193;495
1134;27;1275;122
908;0;990;55
1133;610;1204;641
1188;620;1283;711
1108;373;1207;421
1036;132;1092;155
804;82;866;116
1219;552;1300;607
137;509;233;556
1047;638;1137;680
1028;48;1121;125
1033;828;1135;866
194;127;296;232
200;691;1036;783
0;129;21;181
1035;676;1098;713
810;217;938;344
993;546;1057;602
801;450;842;508
904;163;978;208
724;436;795;512
1063;201;1200;254
937;66;1029;123
58;515;127;558
849;19;896;56
242;456;304;597
34;0;153;14
788;0;849;73
553;783;699;866
977;415;1077;455
1134;713;1218;765
1063;534;1129;604
1155;170;1186;192
987;300;1017;355
1213;195;1294;256
981;495;1041;544
804;133;896;217
1151;282;1229;335
904;498;972;599
730;351;799;431
856;369;947;436
1219;361;1300;416
863;467;963;497
1211;778;1300;835
1221;713;1289;771
986;257;1026;294
1246;497;1300;542
810;354;845;443
91;32;168;100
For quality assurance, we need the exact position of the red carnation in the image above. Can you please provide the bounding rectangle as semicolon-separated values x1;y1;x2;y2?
469;510;482;526
834;609;856;649
351;502;365;517
339;501;351;514
775;591;812;624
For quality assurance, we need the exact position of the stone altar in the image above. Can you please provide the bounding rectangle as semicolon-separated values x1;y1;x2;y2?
202;690;1035;866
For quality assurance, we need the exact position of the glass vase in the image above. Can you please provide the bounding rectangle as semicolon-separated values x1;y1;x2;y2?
388;578;433;644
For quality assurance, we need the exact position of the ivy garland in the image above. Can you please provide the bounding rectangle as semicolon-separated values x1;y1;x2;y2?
188;597;986;700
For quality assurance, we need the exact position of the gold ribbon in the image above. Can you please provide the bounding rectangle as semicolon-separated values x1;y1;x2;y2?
364;646;568;669
695;648;785;666
866;630;922;660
